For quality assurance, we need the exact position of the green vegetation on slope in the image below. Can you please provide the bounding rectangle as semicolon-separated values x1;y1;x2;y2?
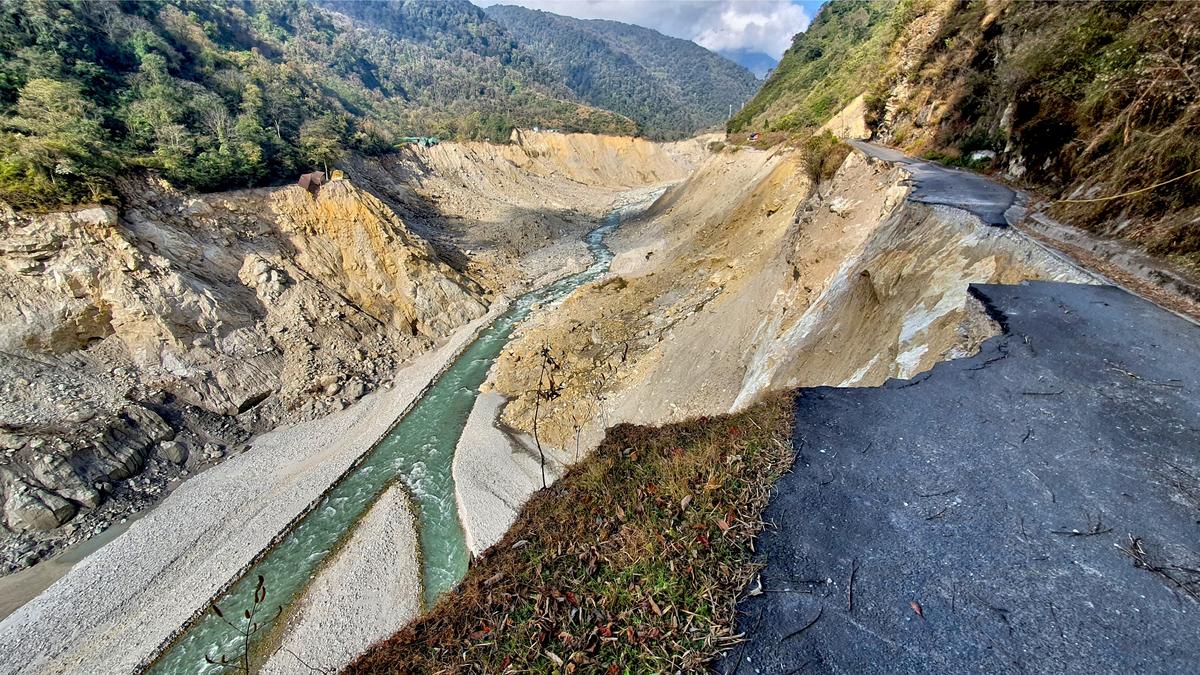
487;4;761;140
870;0;1200;264
734;0;1200;263
0;0;633;210
347;396;794;673
728;0;908;133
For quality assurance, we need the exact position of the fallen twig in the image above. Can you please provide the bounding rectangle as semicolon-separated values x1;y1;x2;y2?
782;608;823;641
917;488;956;498
1117;535;1200;603
1105;360;1186;388
726;610;763;674
925;506;951;521
847;559;859;612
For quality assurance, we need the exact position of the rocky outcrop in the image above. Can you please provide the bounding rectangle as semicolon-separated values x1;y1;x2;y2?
0;130;704;575
270;181;486;338
2;478;76;532
0;175;487;566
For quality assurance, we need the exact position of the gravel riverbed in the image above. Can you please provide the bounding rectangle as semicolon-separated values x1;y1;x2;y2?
0;303;506;674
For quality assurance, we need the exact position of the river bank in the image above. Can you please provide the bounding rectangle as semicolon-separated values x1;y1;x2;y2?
0;185;668;675
259;482;422;675
0;301;505;674
139;187;659;675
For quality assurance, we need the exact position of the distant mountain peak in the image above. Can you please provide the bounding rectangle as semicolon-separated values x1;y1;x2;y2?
719;49;778;79
486;4;761;140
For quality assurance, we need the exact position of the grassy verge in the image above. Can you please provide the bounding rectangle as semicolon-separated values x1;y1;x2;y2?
346;395;795;673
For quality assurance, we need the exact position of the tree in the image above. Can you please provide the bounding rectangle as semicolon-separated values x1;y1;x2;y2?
299;114;345;176
531;344;564;489
0;78;114;207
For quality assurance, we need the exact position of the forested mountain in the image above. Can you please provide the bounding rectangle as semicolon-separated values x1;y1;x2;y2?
720;49;779;79
486;5;761;140
729;0;904;133
0;0;634;210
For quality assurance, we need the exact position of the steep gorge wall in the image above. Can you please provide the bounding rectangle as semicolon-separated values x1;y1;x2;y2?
360;131;700;216
0;130;700;572
0;175;485;559
349;130;705;291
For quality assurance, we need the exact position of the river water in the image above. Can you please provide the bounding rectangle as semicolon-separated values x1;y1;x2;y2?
147;198;647;674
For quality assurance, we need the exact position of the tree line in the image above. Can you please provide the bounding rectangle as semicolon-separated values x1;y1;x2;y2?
0;0;634;210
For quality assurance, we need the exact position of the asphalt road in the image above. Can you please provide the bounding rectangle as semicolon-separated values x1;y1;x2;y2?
848;140;1019;226
718;281;1200;674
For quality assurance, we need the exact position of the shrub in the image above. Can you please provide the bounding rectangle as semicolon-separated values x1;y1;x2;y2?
0;78;117;209
801;129;852;182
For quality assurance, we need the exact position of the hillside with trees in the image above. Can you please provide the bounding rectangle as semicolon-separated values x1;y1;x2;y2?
0;0;635;210
486;4;761;140
728;0;905;134
732;0;1200;265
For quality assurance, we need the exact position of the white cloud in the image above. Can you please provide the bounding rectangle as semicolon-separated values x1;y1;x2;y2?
693;3;810;57
473;0;811;60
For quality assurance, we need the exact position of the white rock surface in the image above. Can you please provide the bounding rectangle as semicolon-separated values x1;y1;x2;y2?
453;391;570;556
260;483;421;675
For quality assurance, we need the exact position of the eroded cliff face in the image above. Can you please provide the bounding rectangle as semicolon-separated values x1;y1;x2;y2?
0;177;485;564
347;131;707;292
487;146;1092;451
0;130;702;572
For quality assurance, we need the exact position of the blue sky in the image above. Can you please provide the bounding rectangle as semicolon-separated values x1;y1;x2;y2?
473;1;825;63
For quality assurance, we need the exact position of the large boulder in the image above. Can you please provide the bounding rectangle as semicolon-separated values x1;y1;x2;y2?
4;480;77;531
156;440;189;465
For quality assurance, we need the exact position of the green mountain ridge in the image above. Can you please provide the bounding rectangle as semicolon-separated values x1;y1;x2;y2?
486;4;761;140
0;0;636;210
729;0;905;134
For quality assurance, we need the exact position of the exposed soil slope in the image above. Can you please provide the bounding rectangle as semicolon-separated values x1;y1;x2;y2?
734;0;1200;268
350;130;703;291
0;131;697;671
485;143;1090;455
0;131;696;576
870;1;1200;266
0;180;484;569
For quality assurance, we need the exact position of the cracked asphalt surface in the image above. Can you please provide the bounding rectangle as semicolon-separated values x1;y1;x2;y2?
718;281;1200;674
848;140;1020;226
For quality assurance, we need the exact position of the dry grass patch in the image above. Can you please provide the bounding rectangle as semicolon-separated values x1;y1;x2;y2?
346;395;795;674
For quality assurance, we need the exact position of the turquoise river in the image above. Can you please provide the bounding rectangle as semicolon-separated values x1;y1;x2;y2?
147;197;648;673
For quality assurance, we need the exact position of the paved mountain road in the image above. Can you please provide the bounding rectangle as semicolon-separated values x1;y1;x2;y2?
718;282;1200;674
848;140;1021;226
718;141;1199;674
